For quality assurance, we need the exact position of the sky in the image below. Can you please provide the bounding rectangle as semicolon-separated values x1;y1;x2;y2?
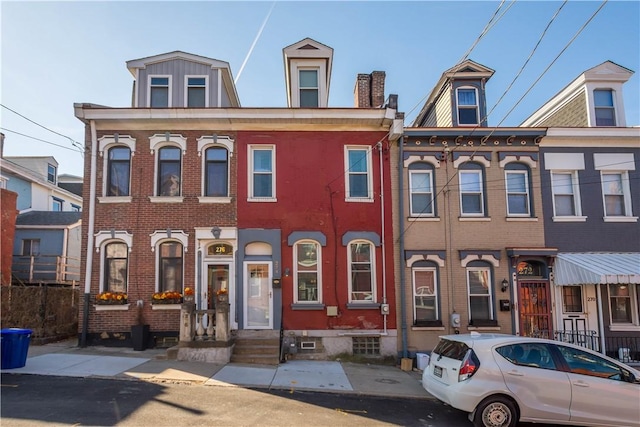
1;0;639;177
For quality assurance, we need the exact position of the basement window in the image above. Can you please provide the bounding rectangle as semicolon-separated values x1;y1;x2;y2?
352;336;380;356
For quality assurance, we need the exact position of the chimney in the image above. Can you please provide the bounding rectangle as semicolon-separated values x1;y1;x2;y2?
371;71;385;108
354;74;371;107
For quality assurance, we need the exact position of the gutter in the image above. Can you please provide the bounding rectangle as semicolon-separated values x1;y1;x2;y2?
398;136;408;358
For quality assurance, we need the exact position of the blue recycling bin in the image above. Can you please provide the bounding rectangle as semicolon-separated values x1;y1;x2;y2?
1;328;32;369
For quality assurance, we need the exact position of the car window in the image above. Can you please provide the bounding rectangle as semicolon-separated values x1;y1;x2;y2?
555;345;626;381
496;343;557;370
433;339;469;361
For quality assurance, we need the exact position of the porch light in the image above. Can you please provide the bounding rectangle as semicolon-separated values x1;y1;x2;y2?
501;278;509;292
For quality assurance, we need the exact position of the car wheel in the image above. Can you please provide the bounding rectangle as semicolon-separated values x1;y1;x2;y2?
472;395;518;427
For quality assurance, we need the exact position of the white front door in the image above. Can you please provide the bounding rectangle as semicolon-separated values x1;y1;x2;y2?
559;285;598;349
244;262;272;329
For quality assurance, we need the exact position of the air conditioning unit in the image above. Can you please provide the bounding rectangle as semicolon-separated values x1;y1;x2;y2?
618;347;631;362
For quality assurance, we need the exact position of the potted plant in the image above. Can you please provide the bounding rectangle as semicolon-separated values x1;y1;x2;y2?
131;301;150;351
95;291;128;305
151;291;183;305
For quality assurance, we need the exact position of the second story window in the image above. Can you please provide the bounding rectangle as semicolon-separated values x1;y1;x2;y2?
158;147;181;196
47;164;57;184
459;167;485;216
409;164;435;216
186;77;207;107
52;197;63;211
107;146;131;196
594;89;616;126
457;87;479;125
601;172;631;217
205;147;228;197
249;146;275;200
150;76;170;108
551;172;581;217
505;166;531;216
299;69;319;107
346;147;371;200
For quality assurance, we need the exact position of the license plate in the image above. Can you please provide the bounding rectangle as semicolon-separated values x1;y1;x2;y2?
433;365;442;378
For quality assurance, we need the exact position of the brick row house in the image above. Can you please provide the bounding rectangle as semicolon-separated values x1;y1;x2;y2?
74;39;402;359
522;61;640;361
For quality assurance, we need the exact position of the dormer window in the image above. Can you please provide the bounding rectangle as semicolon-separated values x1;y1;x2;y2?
457;87;479;125
594;89;616;126
149;76;171;107
299;69;319;107
186;76;207;107
47;164;57;184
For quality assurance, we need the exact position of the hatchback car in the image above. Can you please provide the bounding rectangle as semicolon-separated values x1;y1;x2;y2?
422;332;640;427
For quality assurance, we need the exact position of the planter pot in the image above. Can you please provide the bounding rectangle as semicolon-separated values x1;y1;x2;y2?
131;324;150;351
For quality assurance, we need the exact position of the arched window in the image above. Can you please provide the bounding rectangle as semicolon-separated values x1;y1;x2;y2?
107;146;131;196
157;146;182;196
412;261;440;326
205;146;228;197
159;242;183;292
104;242;128;293
294;240;321;303
409;162;435;216
348;240;376;302
459;162;486;216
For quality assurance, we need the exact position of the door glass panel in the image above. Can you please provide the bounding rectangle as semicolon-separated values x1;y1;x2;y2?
207;265;229;310
246;263;270;328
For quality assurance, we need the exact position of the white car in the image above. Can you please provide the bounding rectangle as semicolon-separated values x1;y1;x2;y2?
422;332;640;427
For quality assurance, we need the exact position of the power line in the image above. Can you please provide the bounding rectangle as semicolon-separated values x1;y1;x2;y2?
1;104;84;152
0;127;84;153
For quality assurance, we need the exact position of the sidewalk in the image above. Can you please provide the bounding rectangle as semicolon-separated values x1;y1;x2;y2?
1;339;432;400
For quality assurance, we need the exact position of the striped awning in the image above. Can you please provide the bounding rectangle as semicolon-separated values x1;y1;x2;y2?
554;253;640;285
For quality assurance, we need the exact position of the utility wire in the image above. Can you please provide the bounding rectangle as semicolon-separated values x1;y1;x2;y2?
0;128;84;153
1;104;84;152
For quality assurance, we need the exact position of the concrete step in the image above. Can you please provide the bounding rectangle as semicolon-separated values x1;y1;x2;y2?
165;346;178;360
230;353;280;365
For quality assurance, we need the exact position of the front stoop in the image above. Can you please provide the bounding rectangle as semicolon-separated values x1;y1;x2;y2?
231;330;281;365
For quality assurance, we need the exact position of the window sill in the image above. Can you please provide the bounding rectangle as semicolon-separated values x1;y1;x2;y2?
151;304;182;310
247;197;277;203
459;216;491;222
198;196;232;204
609;324;640;332
94;304;130;311
346;302;380;309
603;216;638;223
552;216;587;222
291;303;325;310
98;196;132;204
506;216;538;222
408;216;440;222
468;326;502;331
149;196;184;203
412;326;445;331
345;198;374;203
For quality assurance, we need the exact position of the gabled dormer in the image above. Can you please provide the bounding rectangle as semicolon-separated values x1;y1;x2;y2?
411;60;494;127
283;38;333;108
521;61;634;127
126;51;240;108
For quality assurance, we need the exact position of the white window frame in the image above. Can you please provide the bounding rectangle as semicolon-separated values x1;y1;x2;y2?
47;164;57;184
467;266;494;322
593;88;616;127
459;169;485;216
248;145;276;202
345;146;373;202
608;284;639;328
347;240;376;303
95;232;133;294
505;170;531;216
52;197;63;211
550;171;583;220
409;169;434;217
184;75;209;108
601;171;633;219
148;75;172;108
298;68;319;108
293;240;322;304
290;59;327;108
22;239;40;256
101;240;129;294
98;135;136;202
456;86;479;126
412;267;439;323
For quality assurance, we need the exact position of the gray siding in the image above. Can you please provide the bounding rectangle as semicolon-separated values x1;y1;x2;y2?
538;91;589;127
137;59;225;108
541;146;640;252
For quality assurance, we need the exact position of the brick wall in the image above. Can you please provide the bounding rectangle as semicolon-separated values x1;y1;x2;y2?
1;189;17;286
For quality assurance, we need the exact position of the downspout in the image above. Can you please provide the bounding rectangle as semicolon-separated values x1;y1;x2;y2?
398;136;408;358
596;284;606;354
80;119;98;347
378;141;387;335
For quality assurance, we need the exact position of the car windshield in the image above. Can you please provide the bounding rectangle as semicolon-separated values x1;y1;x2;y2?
433;339;469;361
